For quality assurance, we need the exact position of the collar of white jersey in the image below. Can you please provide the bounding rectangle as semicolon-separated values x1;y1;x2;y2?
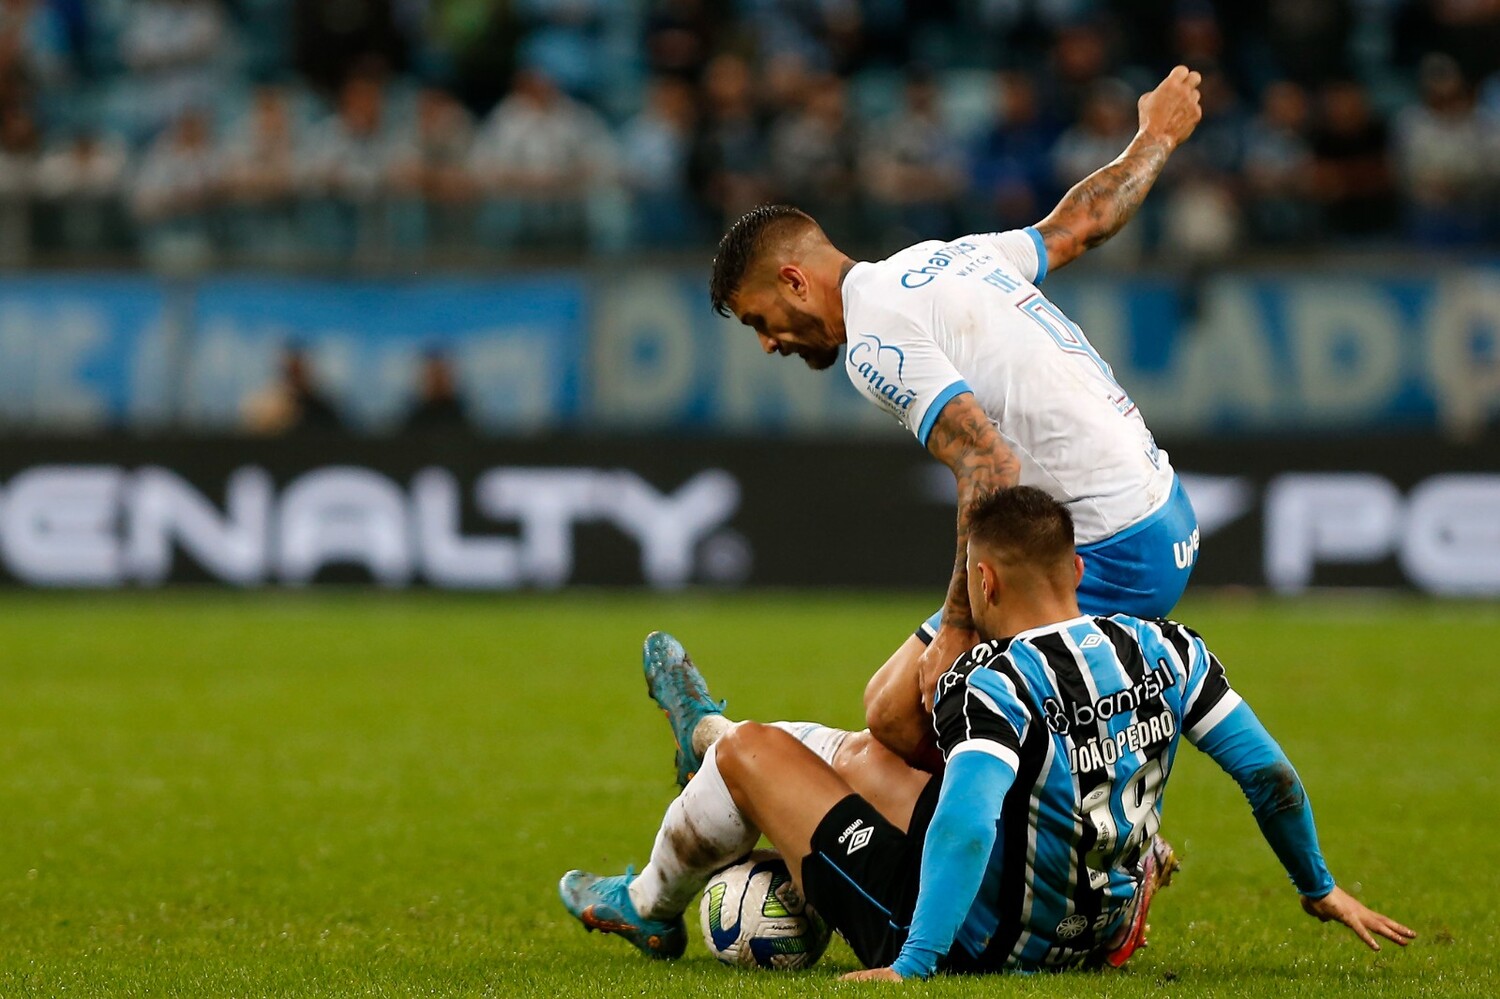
839;260;868;315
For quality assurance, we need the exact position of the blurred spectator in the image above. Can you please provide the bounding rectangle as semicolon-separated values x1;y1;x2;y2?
1050;78;1143;261
1393;0;1500;88
0;0;1493;265
1157;65;1244;263
1051;78;1138;191
293;0;406;94
388;86;477;253
513;0;608;101
130;108;219;270
689;53;772;233
1394;55;1493;247
1183;66;1246;177
741;0;860;72
470;66;620;251
300;73;406;259
1309;80;1396;239
769;72;861;238
1045;21;1116;120
1159;172;1240;265
619;75;700;247
34;127;131;257
0;0;74;93
1242;80;1317;244
967;70;1061;232
242;345;344;434
425;0;519;110
1264;0;1354;85
644;0;715;79
119;0;234;140
403;350;468;432
218;85;301;264
862;68;963;242
0;97;35;263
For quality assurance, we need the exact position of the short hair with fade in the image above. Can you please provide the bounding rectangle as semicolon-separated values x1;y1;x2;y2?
968;486;1076;568
709;204;818;317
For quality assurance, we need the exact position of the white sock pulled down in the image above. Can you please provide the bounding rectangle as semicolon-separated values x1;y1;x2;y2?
628;721;852;921
690;716;849;766
628;743;758;920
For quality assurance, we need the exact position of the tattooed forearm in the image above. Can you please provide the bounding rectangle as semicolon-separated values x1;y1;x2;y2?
1037;134;1173;268
926;395;1021;631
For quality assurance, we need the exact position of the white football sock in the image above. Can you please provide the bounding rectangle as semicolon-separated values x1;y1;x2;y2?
691;718;849;764
628;742;758;921
768;721;850;766
629;721;853;920
690;714;736;758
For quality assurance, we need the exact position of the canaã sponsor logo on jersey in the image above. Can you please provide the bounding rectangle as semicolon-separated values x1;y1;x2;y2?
848;335;916;412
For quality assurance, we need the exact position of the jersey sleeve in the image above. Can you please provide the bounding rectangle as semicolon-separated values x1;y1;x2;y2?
931;648;1031;772
974;227;1048;285
843;307;972;447
1157;621;1242;745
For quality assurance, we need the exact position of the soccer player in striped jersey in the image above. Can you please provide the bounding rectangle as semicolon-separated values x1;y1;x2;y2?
559;486;1413;976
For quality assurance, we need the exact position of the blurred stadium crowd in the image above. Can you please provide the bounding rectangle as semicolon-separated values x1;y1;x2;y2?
1;0;1498;270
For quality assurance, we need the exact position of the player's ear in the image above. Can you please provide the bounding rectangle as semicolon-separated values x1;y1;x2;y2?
1072;554;1085;590
779;263;808;300
975;559;1000;609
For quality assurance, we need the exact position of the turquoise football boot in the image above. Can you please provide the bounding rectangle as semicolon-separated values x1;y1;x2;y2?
642;631;726;788
558;869;687;960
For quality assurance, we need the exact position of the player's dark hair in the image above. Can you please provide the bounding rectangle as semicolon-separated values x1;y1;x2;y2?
968;486;1075;567
709;204;818;317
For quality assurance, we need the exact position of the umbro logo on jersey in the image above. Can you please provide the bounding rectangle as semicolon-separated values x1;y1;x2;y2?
837;819;874;854
1080;634;1104;649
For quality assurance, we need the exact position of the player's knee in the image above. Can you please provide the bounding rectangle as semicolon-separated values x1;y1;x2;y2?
715;720;776;781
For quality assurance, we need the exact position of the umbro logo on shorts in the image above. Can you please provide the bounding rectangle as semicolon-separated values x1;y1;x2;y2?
837;819;875;854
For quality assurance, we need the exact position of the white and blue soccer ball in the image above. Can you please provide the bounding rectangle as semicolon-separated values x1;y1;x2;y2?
699;850;831;970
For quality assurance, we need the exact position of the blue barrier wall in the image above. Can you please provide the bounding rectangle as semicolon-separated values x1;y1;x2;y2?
1;266;1497;435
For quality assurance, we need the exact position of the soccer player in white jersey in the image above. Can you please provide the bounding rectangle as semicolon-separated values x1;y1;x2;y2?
701;66;1207;768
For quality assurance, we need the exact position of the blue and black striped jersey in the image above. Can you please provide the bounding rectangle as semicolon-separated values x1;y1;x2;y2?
929;613;1239;970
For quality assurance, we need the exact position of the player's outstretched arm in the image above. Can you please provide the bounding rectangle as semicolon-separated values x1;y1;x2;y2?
1034;65;1203;272
917;393;1021;704
1302;885;1417;952
1193;696;1416;954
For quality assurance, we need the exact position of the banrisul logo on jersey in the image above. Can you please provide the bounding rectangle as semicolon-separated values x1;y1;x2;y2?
848;334;916;415
1043;655;1180;776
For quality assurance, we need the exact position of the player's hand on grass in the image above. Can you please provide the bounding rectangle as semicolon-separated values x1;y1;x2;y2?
1137;65;1203;151
841;967;903;982
918;625;980;712
1301;886;1417;951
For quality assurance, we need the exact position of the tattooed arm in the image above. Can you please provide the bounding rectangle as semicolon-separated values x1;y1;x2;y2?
1036;65;1203;272
915;392;1021;707
927;392;1019;631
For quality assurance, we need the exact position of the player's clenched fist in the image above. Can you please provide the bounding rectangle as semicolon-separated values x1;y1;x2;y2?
1137;64;1202;150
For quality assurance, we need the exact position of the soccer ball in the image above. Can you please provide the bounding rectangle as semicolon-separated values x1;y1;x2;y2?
699;850;831;970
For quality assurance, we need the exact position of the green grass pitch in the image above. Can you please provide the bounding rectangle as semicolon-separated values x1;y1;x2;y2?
1;591;1495;998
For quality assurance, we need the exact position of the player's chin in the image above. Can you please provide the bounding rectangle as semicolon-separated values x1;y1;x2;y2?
802;347;840;371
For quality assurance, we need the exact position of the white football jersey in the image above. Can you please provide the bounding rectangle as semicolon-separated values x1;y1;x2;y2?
841;227;1175;545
